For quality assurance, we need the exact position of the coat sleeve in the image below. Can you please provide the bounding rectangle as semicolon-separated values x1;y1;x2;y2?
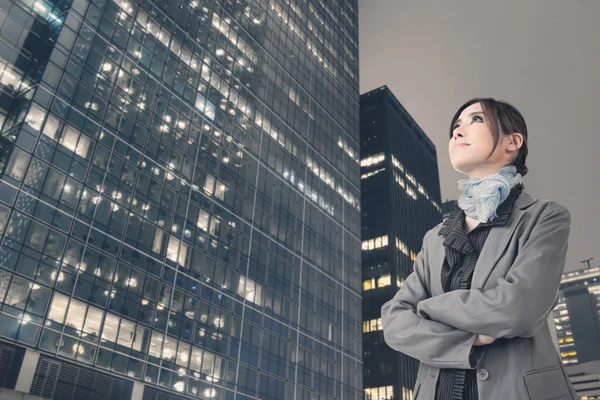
416;202;570;339
382;228;484;370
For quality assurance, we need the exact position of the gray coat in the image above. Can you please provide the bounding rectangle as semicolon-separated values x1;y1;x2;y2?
382;191;578;399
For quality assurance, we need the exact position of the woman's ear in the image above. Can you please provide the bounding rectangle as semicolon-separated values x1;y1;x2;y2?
507;133;524;151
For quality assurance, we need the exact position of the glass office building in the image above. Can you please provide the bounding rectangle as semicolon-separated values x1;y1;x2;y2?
0;0;362;399
360;86;442;400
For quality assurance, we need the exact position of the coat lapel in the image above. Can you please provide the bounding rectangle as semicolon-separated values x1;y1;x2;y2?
471;191;537;289
429;191;537;295
429;235;446;296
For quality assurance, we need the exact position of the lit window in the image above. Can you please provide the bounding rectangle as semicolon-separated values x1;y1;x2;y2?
402;386;414;400
214;181;226;201
25;105;46;131
397;277;404;288
166;236;189;267
363;278;375;291
101;314;119;342
362;235;388;251
364;386;394;400
363;318;383;333
0;60;25;90
162;335;177;363
237;275;263;306
378;274;391;288
361;168;385;179
204;174;215;196
152;228;165;254
396;238;409;256
201;351;223;382
117;319;135;348
82;307;103;338
60;126;79;153
190;346;203;372
148;331;164;358
197;210;210;231
65;298;86;331
47;293;69;324
360;152;385;167
176;341;190;367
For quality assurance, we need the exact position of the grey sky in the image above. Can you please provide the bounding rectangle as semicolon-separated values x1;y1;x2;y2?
359;0;600;272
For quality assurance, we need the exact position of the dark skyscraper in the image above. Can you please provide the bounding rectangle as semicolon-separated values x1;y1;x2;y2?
555;265;600;366
441;199;457;220
0;0;361;399
360;86;442;400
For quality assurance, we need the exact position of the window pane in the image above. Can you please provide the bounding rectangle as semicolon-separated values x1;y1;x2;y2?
61;126;79;153
117;319;135;348
162;336;176;362
0;204;9;234
132;325;150;353
197;210;209;231
5;277;30;310
176;341;190;367
47;293;69;323
190;346;203;371
201;352;214;376
5;149;29;181
66;298;87;331
149;331;163;358
378;274;391;288
27;284;50;316
102;313;120;342
25;105;46;131
83;306;103;337
166;236;180;264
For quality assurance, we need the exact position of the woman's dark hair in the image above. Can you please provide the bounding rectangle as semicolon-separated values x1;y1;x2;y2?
450;98;529;176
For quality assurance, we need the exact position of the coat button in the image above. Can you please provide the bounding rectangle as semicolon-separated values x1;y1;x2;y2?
477;369;489;381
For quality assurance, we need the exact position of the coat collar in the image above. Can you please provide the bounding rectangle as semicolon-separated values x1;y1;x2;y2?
429;190;538;295
439;185;523;254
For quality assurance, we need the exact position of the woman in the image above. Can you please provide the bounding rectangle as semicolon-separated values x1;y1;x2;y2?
382;98;578;399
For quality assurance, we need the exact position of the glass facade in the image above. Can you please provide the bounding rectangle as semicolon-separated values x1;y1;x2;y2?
0;0;362;399
359;86;442;400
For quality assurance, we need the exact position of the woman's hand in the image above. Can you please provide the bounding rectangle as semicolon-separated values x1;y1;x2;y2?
474;334;496;346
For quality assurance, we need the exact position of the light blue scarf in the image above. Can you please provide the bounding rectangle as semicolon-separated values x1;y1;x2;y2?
458;166;522;223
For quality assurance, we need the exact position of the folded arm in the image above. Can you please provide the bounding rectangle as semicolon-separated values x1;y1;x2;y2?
416;203;570;339
382;229;485;370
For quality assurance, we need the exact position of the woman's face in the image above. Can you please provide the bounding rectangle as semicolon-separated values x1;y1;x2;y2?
448;103;508;178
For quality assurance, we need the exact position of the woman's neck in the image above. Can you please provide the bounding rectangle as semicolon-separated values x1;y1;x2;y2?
464;215;480;234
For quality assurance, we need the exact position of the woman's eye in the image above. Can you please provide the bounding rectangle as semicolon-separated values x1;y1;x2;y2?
472;115;483;123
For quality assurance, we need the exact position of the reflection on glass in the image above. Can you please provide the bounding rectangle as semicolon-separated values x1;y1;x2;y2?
236;276;263;306
5;277;30;310
132;325;149;353
197;210;209;231
47;293;69;324
190;346;203;371
0;272;10;302
25;105;46;131
117;319;135;348
149;331;163;358
66;299;86;331
176;341;190;367
102;314;119;342
83;307;103;337
162;335;176;362
5;149;29;181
